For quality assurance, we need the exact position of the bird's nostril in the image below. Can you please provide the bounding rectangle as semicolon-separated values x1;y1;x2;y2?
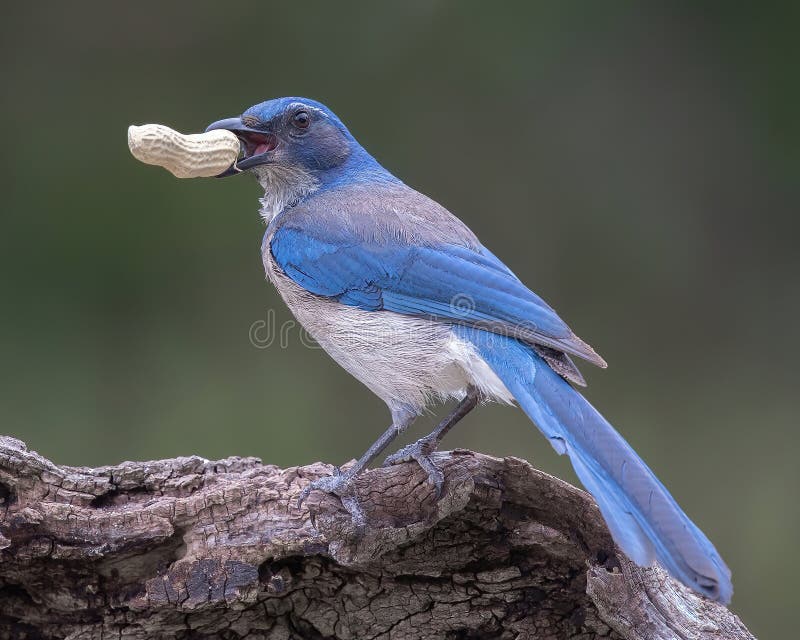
241;114;261;128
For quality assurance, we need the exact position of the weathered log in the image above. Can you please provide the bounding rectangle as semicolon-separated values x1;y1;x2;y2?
0;435;752;639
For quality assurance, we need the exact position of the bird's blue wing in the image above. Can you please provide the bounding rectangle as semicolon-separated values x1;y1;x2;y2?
270;225;605;367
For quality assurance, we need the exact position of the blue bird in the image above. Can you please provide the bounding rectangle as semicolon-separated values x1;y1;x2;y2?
206;97;732;603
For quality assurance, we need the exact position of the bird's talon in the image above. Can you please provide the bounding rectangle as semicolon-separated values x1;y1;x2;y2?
383;438;445;498
296;469;359;511
383;437;434;467
340;495;367;530
382;449;410;467
429;468;445;498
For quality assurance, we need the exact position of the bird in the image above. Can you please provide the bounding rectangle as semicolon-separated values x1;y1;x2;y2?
205;97;732;604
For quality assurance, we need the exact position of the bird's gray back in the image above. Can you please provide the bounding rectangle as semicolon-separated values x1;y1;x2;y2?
266;181;481;249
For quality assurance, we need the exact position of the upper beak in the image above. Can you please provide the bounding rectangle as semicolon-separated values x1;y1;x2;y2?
205;117;278;177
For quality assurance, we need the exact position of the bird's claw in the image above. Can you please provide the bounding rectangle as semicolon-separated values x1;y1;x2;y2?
297;466;350;507
297;467;366;529
383;437;445;498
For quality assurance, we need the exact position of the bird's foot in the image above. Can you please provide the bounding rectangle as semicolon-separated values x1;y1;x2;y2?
297;467;366;528
383;436;445;498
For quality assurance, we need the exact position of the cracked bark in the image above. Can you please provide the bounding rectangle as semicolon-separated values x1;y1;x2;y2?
0;436;752;640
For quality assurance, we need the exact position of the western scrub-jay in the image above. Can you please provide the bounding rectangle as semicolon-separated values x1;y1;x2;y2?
205;97;732;603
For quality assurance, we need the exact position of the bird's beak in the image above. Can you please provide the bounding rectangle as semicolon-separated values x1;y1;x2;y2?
205;117;279;177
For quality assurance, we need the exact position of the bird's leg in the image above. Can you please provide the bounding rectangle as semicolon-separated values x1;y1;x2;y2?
383;386;480;497
297;407;417;526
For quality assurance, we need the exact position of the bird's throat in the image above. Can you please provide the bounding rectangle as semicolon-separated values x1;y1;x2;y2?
254;164;320;223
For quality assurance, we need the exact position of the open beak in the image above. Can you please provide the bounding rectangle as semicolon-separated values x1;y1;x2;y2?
205;117;279;177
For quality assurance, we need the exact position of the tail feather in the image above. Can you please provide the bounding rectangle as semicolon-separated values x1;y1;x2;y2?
456;326;733;604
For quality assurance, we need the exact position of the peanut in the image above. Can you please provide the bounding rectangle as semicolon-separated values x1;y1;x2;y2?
127;124;241;179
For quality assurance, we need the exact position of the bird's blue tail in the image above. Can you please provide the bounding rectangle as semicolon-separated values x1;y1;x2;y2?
455;326;732;603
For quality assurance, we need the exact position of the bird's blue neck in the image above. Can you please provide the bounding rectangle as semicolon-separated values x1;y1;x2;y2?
313;142;403;192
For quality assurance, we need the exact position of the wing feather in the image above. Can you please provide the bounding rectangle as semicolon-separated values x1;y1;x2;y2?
270;224;606;370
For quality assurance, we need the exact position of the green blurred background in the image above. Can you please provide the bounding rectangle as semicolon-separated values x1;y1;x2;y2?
1;2;797;635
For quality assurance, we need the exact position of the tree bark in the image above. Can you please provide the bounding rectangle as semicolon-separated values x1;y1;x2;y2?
0;435;752;640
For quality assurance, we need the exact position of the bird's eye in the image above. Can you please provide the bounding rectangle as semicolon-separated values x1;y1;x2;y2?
292;110;310;129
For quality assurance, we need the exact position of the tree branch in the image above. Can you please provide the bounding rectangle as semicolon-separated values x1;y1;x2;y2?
0;435;752;639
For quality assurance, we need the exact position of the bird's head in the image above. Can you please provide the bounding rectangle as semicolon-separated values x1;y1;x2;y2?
206;97;390;219
206;97;375;179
